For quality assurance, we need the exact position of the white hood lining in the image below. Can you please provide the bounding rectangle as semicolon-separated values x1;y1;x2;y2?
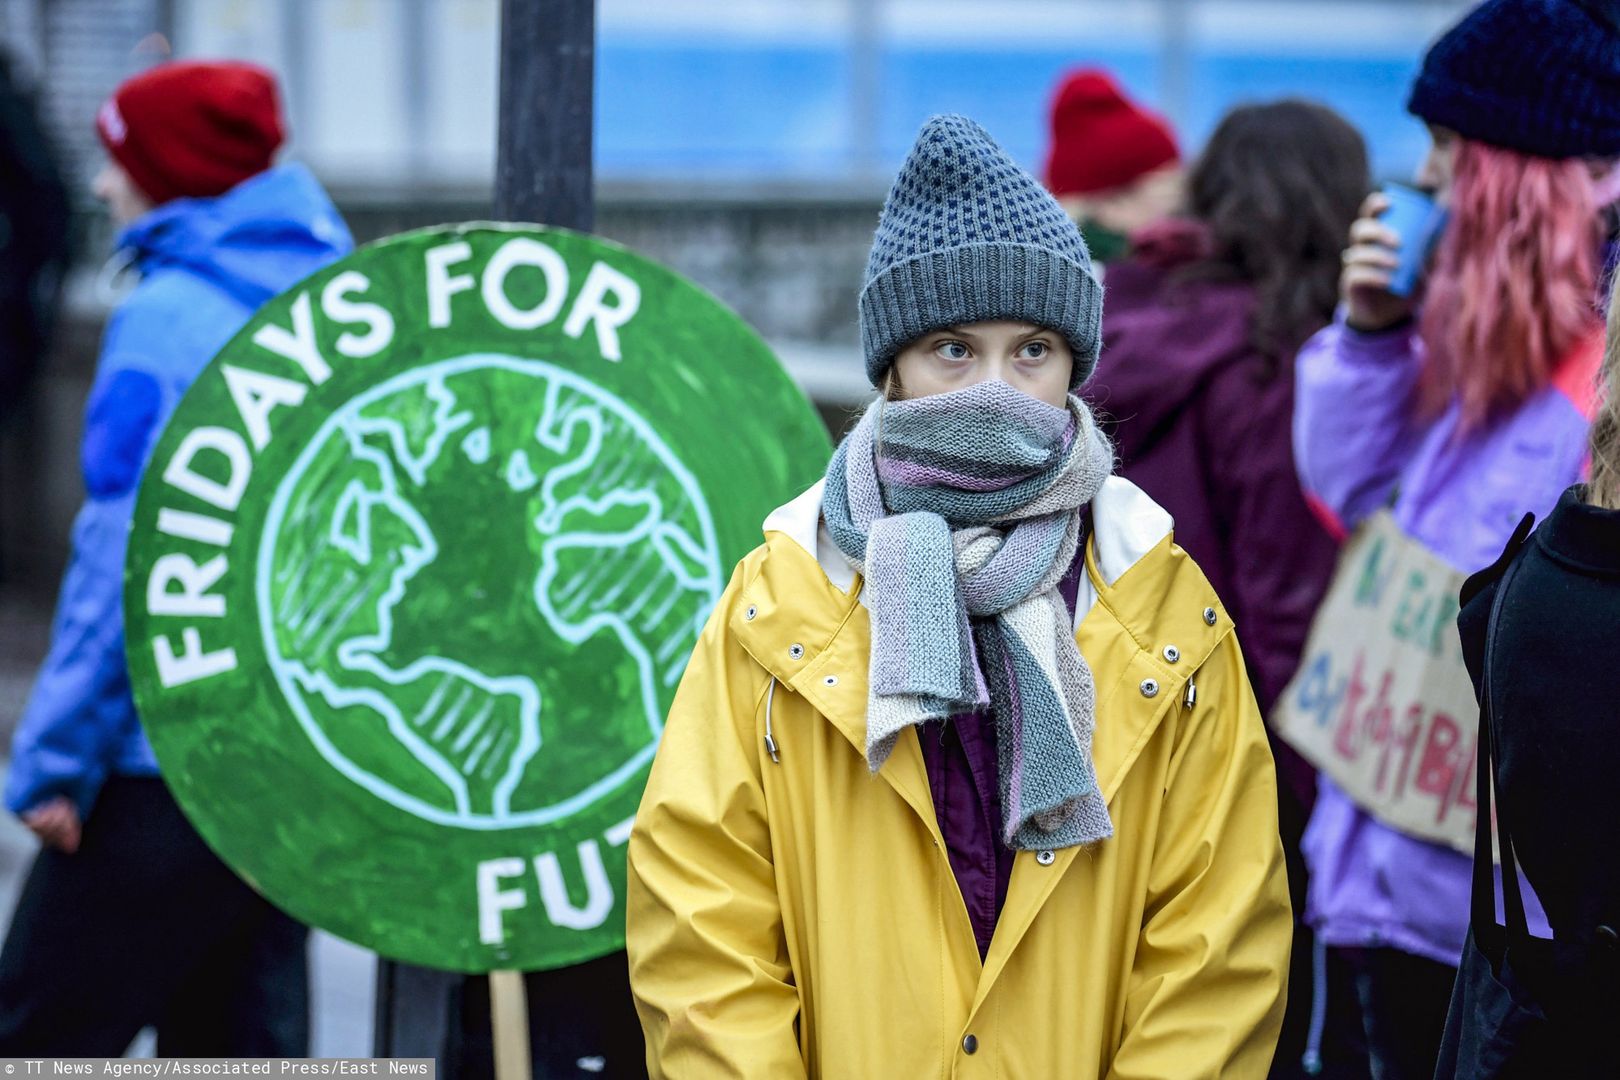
761;476;1174;628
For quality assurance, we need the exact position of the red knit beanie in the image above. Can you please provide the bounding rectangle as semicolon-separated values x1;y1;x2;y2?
96;61;285;205
1043;69;1180;198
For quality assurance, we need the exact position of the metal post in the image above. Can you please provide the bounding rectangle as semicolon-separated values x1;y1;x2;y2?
373;962;459;1061
494;0;594;229
376;5;620;1076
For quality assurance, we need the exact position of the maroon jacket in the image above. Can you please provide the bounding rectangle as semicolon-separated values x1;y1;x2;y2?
1084;219;1339;809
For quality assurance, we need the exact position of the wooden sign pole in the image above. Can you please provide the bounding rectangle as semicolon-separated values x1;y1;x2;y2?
375;3;597;1077
489;970;534;1080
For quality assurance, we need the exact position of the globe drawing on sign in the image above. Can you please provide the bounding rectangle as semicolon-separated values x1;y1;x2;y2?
256;354;722;830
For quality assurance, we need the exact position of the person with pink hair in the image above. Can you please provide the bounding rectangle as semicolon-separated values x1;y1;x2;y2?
1293;1;1620;1077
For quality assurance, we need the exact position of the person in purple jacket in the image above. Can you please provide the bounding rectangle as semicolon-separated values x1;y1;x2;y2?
1294;2;1620;1077
1084;99;1368;1080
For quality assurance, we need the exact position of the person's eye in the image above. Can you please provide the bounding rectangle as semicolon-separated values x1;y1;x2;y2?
934;341;971;361
1019;341;1050;360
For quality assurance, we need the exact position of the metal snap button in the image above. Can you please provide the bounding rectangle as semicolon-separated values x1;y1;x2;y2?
1203;607;1217;626
1597;925;1618;950
1163;645;1180;663
823;675;838;687
745;605;757;620
788;644;804;660
1035;849;1055;866
962;1034;979;1055
1140;678;1159;698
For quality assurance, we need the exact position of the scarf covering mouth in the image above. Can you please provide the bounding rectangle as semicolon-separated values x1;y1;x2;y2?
822;380;1115;850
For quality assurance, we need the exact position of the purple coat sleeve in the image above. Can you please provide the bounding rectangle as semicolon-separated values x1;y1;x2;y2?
1292;318;1424;534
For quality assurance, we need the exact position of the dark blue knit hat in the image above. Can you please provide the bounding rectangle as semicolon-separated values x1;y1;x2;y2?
859;114;1103;388
1407;0;1620;159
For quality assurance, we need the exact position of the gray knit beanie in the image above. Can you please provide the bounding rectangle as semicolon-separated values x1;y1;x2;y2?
860;114;1103;388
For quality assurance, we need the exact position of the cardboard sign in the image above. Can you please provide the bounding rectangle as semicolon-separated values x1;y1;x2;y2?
123;224;832;972
1273;511;1483;855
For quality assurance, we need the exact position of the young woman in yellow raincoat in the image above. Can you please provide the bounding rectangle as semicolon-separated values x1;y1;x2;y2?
627;114;1292;1079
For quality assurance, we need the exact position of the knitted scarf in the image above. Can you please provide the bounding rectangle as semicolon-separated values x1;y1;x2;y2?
822;380;1115;850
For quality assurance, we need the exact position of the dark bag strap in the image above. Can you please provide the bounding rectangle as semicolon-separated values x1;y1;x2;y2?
1474;542;1531;942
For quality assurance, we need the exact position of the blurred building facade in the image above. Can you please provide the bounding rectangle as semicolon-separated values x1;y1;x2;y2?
0;0;1470;596
6;0;1471;191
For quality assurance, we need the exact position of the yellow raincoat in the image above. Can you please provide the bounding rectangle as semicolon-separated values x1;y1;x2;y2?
627;477;1291;1078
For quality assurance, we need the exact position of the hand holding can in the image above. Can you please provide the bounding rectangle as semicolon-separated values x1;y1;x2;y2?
1339;186;1442;333
1378;182;1448;298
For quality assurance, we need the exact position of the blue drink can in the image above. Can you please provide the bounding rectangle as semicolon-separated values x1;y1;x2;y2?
1379;182;1448;298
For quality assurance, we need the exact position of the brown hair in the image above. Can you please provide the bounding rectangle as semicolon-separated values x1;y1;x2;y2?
1185;100;1369;361
1591;273;1620;508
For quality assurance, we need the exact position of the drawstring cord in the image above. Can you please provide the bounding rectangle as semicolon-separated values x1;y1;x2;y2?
1301;934;1328;1076
763;678;780;763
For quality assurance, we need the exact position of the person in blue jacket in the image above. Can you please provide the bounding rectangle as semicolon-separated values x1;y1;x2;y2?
0;60;352;1055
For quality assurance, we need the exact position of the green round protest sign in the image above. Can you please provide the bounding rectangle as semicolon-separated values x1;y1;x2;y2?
123;223;831;972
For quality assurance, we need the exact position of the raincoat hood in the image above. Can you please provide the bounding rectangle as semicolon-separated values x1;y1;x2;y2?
117;162;350;311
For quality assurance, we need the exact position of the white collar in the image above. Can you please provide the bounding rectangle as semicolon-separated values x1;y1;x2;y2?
760;476;1175;627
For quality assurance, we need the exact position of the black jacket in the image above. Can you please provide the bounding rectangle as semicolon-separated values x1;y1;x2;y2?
1453;484;1620;1068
